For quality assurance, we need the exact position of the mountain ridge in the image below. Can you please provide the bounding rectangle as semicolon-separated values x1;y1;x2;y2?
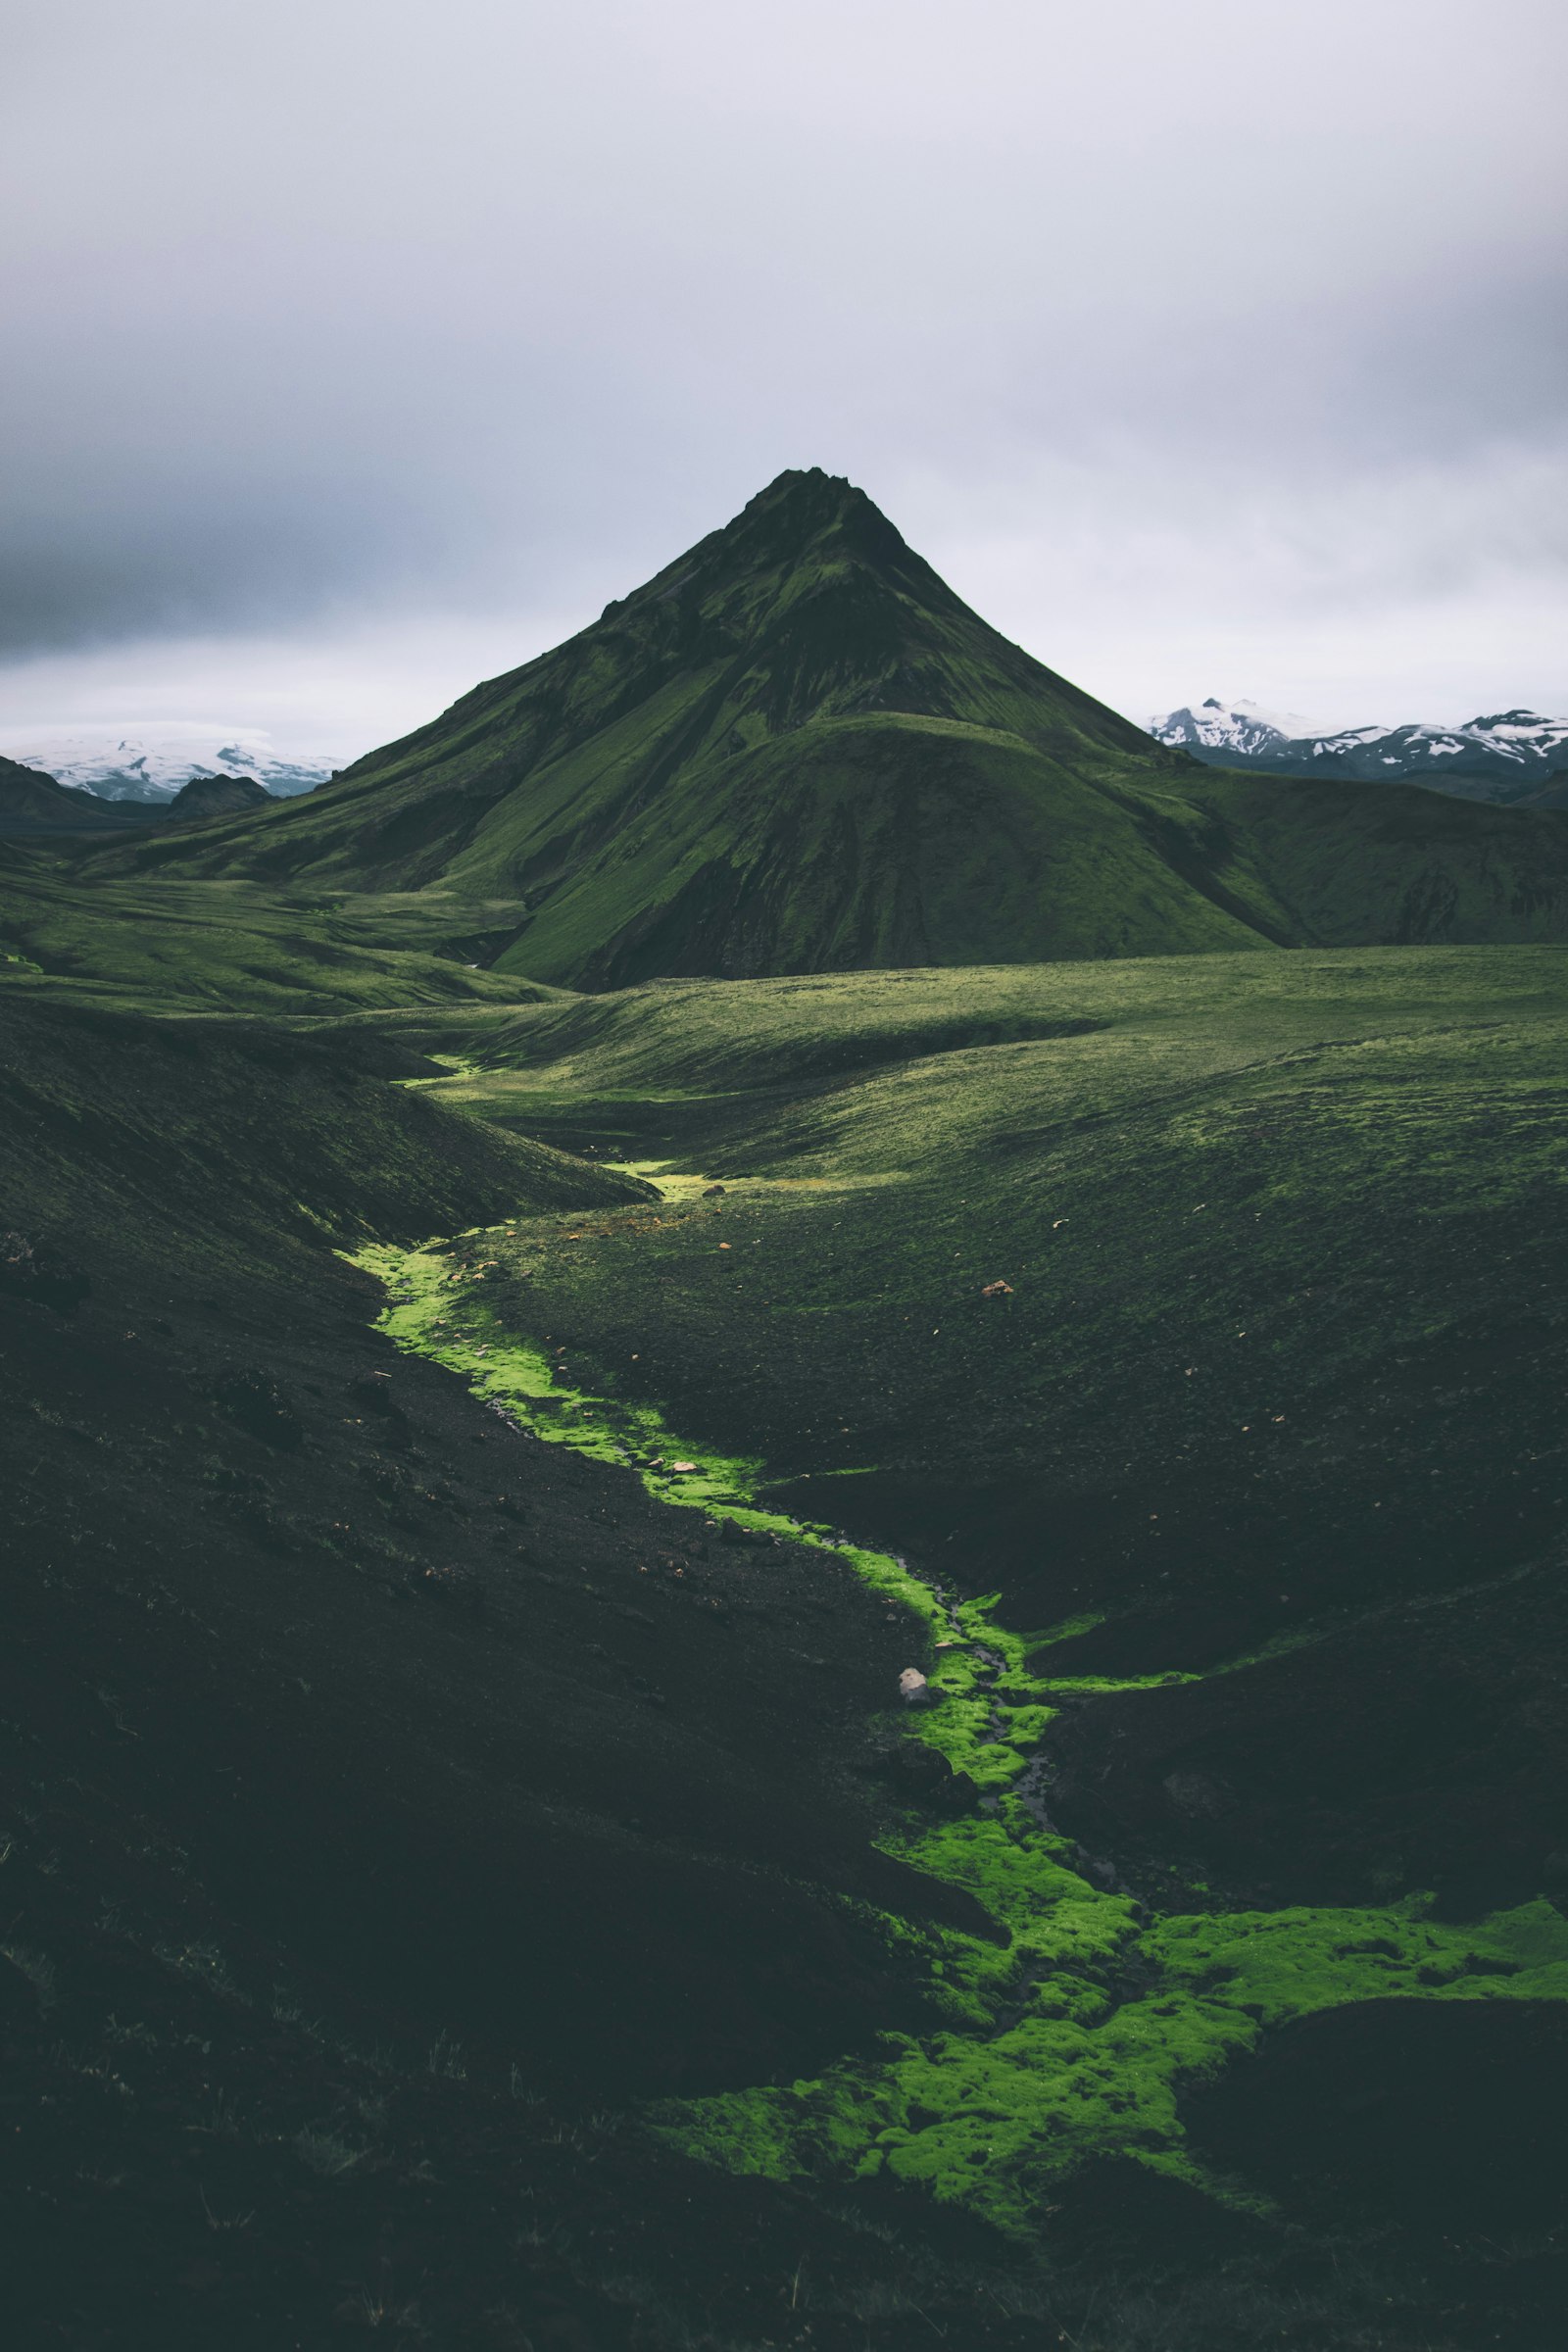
0;755;164;834
0;758;274;837
0;726;329;802
1152;696;1568;805
84;468;1568;982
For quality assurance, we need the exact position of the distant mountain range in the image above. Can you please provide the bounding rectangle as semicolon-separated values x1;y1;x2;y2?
0;726;330;803
0;755;274;835
1150;699;1568;808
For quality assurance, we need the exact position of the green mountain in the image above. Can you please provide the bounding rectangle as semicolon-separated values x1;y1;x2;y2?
104;467;1568;983
164;770;273;823
0;754;161;834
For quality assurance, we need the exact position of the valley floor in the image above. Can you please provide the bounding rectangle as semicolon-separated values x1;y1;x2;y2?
4;944;1568;2347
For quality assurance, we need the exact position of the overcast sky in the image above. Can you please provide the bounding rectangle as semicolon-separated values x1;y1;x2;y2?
3;0;1565;760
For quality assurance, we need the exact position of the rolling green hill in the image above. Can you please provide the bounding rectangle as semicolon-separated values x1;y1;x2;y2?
95;467;1568;984
349;942;1568;2304
0;841;545;1015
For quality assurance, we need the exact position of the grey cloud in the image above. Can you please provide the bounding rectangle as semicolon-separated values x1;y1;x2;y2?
2;0;1564;715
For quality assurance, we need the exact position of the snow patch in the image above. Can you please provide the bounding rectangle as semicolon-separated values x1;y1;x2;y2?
0;723;333;802
1148;698;1568;792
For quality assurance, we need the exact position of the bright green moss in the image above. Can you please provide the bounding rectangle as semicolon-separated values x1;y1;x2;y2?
1147;1897;1568;2022
356;1066;1568;2243
650;1865;1568;2238
647;1978;1258;2237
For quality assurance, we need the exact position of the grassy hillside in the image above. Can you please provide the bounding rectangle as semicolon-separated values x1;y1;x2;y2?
333;941;1568;2336
474;716;1281;983
86;468;1568;985
0;754;159;834
1194;768;1568;945
11;468;1568;2340
0;843;544;1014
417;947;1568;1908
8;934;1568;2341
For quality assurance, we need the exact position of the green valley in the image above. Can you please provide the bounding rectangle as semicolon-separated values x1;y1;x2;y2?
5;474;1568;2350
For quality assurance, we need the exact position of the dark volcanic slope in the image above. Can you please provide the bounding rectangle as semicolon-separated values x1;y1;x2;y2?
0;995;1006;2343
0;1000;958;2095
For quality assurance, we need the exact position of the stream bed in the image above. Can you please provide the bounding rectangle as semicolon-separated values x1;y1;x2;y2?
353;1221;1568;2238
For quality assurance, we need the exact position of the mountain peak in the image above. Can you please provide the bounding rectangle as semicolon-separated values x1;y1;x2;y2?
751;464;854;505
684;465;915;589
1151;698;1568;799
742;466;874;525
133;470;1193;979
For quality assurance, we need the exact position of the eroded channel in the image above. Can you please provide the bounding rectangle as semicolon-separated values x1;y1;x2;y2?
353;1201;1568;2239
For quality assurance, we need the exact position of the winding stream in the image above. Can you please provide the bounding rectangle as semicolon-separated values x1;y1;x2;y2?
353;1203;1568;2237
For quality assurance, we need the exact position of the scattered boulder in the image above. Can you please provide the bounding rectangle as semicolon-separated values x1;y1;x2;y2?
899;1667;933;1705
702;1183;727;1198
980;1279;1014;1298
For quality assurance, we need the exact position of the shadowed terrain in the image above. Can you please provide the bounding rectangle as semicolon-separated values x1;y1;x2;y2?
4;475;1568;2348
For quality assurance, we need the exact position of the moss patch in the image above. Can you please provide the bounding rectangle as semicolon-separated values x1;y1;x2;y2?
359;1219;1568;2241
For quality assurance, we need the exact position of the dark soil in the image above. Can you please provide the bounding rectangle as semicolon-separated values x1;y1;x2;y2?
4;997;1566;2347
1041;1558;1568;1918
0;1004;972;2343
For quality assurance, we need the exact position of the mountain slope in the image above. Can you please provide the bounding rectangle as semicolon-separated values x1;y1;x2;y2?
1190;771;1568;946
0;756;162;834
106;470;1279;981
0;760;275;838
97;468;1568;982
165;771;273;823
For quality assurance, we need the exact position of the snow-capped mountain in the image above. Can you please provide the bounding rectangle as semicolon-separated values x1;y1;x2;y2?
0;725;331;803
1149;699;1568;805
1149;699;1320;761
